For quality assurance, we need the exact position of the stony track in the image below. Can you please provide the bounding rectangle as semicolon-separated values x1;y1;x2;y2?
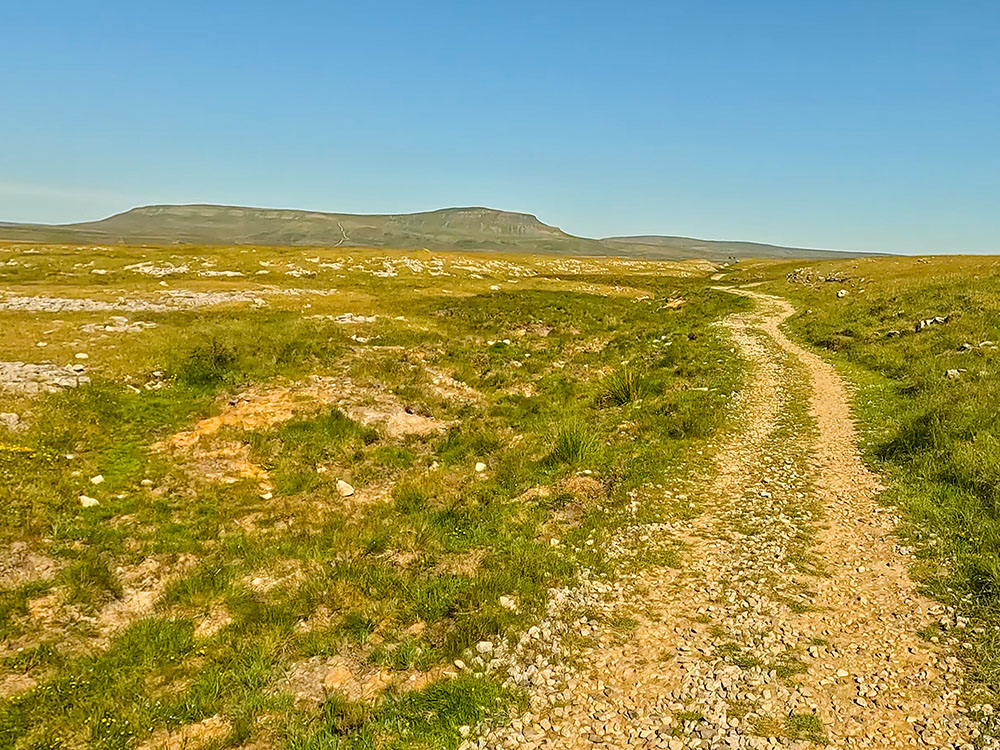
469;289;986;750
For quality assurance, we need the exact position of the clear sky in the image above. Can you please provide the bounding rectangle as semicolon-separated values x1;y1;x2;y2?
2;1;998;253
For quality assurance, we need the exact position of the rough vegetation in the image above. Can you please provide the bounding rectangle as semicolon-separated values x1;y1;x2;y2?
0;242;741;748
0;243;996;749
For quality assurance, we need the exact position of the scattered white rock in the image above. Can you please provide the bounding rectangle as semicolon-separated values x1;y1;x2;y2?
0;361;90;394
475;462;487;473
0;413;21;432
336;479;355;497
90;474;104;485
79;495;99;508
334;313;376;324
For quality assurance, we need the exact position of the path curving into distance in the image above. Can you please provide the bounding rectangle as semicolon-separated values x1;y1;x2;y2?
476;288;977;750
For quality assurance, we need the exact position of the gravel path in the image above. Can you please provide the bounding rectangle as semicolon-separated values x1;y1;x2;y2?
469;289;986;750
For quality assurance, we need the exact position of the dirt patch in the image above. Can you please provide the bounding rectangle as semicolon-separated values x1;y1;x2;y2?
517;486;552;503
241;559;309;595
348;404;445;439
192;441;272;488
0;542;61;588
562;336;611;359
162;375;446;445
0;672;38;700
156;376;447;489
281;655;392;706
294;605;335;634
159;377;348;447
138;715;230;750
557;475;604;501
511;322;553;338
193;605;232;639
11;554;195;652
435;548;486;576
96;554;197;643
384;548;421;569
26;591;62;631
281;654;448;707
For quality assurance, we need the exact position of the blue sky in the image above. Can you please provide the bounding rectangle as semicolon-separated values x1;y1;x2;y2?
2;1;998;253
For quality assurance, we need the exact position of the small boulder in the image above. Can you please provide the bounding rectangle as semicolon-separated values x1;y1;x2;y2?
836;289;849;298
336;479;355;497
79;495;99;508
474;462;487;473
946;369;962;380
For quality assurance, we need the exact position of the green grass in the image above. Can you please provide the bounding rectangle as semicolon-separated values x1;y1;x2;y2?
0;245;745;748
598;367;649;406
547;419;596;465
784;712;826;743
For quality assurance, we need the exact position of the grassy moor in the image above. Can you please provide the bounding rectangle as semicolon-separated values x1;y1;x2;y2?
0;240;997;748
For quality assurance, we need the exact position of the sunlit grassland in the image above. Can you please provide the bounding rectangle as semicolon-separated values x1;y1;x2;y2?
0;244;743;748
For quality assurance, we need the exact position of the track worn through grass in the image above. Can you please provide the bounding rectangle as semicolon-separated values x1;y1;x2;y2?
474;288;979;749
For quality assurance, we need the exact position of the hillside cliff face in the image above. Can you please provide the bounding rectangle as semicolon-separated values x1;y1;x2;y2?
60;204;590;250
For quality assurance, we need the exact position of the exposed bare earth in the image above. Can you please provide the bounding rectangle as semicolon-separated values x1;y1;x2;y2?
470;289;983;749
155;375;448;488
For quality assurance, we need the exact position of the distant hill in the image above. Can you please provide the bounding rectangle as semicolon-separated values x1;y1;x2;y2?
600;235;857;260
0;204;880;260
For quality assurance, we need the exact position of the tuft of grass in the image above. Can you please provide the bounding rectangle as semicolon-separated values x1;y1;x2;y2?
598;367;648;406
547;420;596;465
785;712;826;743
62;551;122;606
174;335;237;387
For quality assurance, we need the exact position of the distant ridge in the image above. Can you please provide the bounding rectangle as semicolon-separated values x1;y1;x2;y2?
0;204;881;260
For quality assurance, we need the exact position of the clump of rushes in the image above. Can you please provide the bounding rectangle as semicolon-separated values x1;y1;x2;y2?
598;366;648;406
548;419;596;464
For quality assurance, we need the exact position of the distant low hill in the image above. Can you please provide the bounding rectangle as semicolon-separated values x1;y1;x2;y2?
0;204;878;260
600;235;853;260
